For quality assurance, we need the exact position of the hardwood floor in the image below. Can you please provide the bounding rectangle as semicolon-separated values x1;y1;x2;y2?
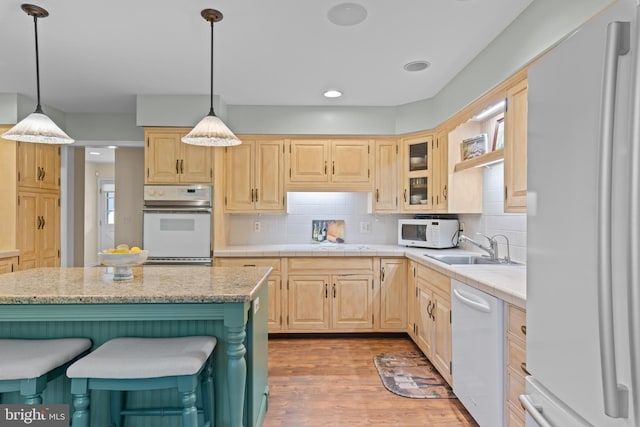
263;334;479;427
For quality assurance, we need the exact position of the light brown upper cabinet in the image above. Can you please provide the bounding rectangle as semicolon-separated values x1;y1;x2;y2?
504;78;528;213
400;133;433;212
17;142;59;191
224;139;285;213
373;139;399;212
286;138;373;191
434;129;449;212
144;128;213;184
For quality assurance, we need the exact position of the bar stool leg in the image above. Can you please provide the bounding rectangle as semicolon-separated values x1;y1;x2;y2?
71;393;90;427
201;358;215;427
109;390;125;427
23;393;43;405
180;390;198;427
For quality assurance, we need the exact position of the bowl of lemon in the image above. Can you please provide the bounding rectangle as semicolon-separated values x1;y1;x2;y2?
98;245;148;281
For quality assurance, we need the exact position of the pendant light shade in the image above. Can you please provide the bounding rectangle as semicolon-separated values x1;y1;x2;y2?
182;8;240;147
2;4;73;144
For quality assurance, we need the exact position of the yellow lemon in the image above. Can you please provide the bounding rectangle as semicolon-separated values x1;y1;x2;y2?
113;248;129;254
130;246;142;253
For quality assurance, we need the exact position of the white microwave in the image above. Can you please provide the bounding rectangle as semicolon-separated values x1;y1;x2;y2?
398;219;460;249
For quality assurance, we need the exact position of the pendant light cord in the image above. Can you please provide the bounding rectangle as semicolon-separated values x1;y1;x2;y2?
209;19;215;117
33;14;43;114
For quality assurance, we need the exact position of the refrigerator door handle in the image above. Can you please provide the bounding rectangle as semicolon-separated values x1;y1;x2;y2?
629;4;640;425
519;395;553;427
596;20;630;420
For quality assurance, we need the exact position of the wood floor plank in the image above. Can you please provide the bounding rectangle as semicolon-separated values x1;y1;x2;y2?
263;335;479;427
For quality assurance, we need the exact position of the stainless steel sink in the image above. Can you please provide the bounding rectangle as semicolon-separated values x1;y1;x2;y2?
424;254;521;265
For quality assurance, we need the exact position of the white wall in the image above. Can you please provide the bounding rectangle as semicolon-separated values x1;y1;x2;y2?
458;162;527;263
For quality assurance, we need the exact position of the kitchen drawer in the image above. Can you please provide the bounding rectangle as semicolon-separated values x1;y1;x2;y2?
215;257;281;273
507;337;527;373
506;401;525;427
507;304;526;342
287;257;373;273
507;366;526;407
417;265;450;296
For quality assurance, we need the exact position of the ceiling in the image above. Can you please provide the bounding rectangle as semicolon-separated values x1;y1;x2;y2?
0;0;533;114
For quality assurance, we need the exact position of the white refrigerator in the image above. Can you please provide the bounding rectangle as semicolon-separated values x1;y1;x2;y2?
522;0;640;425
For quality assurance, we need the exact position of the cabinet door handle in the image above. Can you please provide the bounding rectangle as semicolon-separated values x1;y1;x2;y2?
180;159;184;174
520;362;531;376
521;325;527;335
381;266;385;282
176;159;180;174
37;167;41;181
42;216;45;229
41;168;45;181
376;189;379;203
37;216;42;229
333;283;336;298
426;301;432;318
255;188;259;202
332;161;335;175
403;189;407;203
443;184;448;200
325;283;328;298
324;161;327;175
251;189;254;202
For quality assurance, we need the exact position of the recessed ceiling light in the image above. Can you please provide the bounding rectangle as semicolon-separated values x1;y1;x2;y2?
327;3;367;26
323;90;343;98
404;61;431;72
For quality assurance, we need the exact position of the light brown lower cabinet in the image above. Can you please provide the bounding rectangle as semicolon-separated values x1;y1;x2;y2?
0;257;18;273
505;303;527;426
412;264;452;385
379;258;407;330
17;190;60;270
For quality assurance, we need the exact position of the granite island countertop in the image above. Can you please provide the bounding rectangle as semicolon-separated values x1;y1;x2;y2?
215;244;526;308
0;266;272;304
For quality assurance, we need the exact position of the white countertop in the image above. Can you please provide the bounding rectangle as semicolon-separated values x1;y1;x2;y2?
214;244;526;309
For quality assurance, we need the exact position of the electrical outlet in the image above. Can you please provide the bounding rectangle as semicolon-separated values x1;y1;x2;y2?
254;221;261;232
360;221;371;233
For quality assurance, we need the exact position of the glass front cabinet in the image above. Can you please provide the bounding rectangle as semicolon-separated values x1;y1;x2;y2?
401;134;433;212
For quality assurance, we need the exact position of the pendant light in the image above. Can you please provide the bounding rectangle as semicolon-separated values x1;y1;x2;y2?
182;9;240;147
2;4;73;144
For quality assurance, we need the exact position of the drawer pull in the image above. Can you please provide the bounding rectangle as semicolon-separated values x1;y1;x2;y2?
521;325;527;335
520;362;531;376
243;264;257;267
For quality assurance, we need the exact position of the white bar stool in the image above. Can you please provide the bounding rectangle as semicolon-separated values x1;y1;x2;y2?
66;336;216;427
0;338;92;404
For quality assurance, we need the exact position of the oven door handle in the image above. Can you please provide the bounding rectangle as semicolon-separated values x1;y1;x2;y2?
143;207;212;213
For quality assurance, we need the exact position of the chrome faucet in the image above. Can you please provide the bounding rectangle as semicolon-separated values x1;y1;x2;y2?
459;233;499;261
491;234;511;264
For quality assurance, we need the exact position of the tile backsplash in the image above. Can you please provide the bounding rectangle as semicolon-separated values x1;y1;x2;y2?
225;161;526;263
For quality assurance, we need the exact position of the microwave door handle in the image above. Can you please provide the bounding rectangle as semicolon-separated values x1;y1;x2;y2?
597;20;630;419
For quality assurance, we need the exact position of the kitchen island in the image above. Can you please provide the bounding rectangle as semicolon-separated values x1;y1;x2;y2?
0;265;271;427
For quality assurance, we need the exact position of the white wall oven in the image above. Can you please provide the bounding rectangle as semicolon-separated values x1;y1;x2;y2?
143;185;212;265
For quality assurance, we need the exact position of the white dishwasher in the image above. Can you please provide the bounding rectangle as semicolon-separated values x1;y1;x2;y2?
451;279;504;427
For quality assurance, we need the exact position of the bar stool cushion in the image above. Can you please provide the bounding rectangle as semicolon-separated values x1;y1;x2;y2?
0;338;92;380
66;336;217;379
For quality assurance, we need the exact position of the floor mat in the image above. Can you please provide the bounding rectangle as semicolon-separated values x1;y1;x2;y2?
374;351;457;399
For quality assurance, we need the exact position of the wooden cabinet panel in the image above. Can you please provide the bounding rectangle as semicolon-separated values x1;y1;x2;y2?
379;258;406;330
432;292;451;382
267;275;282;332
434;129;448;212
504;78;528;212
17;191;59;270
331;140;371;183
401;134;433;212
416;286;434;357
145;128;213;184
374;139;399;212
288;275;330;330
17;142;59;190
286;138;372;190
288;257;373;272
224;139;285;212
332;274;373;329
407;260;418;340
214;257;281;273
255;140;285;211
0;257;17;274
288;140;330;183
505;304;527;424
